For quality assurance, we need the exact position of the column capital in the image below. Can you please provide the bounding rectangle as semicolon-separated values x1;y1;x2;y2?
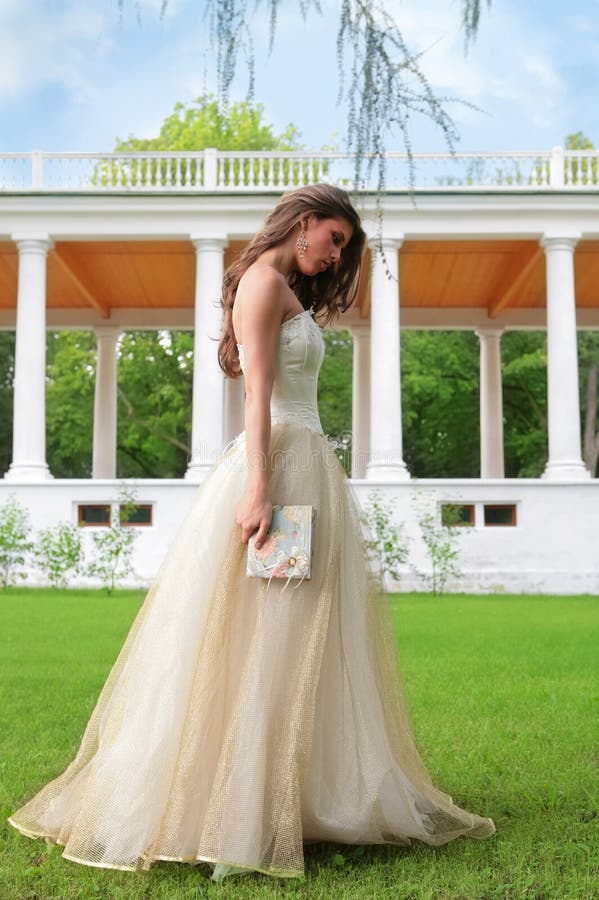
540;235;580;253
93;325;122;342
12;235;53;254
190;236;228;253
348;322;371;339
475;326;504;341
367;235;404;253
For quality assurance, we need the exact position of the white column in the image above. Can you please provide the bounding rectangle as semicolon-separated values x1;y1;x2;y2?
366;237;410;480
185;238;227;480
540;235;590;481
5;237;53;481
475;327;505;478
224;372;245;444
350;324;371;479
92;326;120;479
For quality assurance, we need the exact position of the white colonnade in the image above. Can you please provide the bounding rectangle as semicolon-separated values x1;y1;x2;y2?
475;328;505;479
185;238;227;481
365;237;410;481
350;324;371;479
541;236;590;481
0;230;593;485
5;237;53;481
92;326;121;479
225;374;245;445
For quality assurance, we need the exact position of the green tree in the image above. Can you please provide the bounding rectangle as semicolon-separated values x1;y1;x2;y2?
402;331;479;477
0;332;15;476
108;92;304;189
115;93;300;153
46;331;96;478
501;332;548;477
318;329;354;474
579;331;599;476
565;130;598;185
116;330;194;478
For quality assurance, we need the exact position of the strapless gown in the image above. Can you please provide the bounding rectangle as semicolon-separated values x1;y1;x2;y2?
7;307;496;882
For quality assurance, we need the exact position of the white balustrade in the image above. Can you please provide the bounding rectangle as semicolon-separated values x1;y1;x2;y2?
1;148;598;193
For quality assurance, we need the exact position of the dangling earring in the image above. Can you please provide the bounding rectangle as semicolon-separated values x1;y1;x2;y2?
296;229;308;259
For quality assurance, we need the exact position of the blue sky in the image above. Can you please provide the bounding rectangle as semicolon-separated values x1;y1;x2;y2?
0;0;597;154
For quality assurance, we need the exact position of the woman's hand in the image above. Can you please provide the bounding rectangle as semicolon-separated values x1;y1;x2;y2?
236;491;273;550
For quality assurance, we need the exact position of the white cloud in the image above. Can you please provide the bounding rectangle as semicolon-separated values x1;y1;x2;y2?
0;0;592;154
379;0;566;134
0;1;109;104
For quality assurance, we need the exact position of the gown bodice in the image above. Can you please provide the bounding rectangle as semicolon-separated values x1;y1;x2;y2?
236;307;326;435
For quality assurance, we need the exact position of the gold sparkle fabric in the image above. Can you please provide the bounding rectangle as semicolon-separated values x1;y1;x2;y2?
8;310;495;881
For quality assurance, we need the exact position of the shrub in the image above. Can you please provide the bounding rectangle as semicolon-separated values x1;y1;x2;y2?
0;494;33;589
361;490;409;587
415;499;464;595
34;523;84;589
87;484;139;593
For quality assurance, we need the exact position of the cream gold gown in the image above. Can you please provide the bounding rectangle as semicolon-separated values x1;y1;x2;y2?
8;307;496;882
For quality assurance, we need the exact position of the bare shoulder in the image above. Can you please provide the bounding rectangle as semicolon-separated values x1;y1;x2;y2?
234;265;287;344
238;263;287;298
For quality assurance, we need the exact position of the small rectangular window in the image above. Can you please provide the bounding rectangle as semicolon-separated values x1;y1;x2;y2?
120;504;153;527
441;503;475;527
78;504;111;527
484;504;517;527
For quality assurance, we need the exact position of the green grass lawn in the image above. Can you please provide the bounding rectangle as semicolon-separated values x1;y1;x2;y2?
1;589;597;900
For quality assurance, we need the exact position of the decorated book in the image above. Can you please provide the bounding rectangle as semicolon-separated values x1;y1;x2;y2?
247;505;316;587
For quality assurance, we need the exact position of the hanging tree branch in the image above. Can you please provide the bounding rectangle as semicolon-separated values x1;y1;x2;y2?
462;0;493;52
333;0;488;268
120;0;492;254
200;0;490;263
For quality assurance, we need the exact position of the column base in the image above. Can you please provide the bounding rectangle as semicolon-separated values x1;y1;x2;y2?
92;466;117;479
184;463;212;483
365;458;411;481
481;465;505;479
4;462;54;482
542;460;591;481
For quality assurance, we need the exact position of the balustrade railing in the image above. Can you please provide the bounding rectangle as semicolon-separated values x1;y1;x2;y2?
0;147;597;192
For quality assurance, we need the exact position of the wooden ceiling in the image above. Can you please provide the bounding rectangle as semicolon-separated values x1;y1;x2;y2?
0;239;598;319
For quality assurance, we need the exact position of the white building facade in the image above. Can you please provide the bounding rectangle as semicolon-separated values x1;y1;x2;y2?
0;148;598;592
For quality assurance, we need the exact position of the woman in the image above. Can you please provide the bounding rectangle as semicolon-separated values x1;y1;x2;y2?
8;184;496;883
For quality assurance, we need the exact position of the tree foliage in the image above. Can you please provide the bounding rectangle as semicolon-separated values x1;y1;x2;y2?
0;333;14;476
116;331;194;478
401;331;479;477
318;329;354;473
36;323;595;481
46;331;96;478
115;92;301;153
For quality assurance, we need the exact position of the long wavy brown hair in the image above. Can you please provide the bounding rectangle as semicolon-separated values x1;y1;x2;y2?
217;183;366;378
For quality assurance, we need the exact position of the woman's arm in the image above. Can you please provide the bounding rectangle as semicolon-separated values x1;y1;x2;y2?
234;267;285;550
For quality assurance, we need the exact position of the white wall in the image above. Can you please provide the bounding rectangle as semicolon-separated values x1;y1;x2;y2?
352;479;599;594
1;479;597;594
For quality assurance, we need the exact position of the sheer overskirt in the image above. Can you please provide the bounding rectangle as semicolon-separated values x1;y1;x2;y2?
8;422;495;880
